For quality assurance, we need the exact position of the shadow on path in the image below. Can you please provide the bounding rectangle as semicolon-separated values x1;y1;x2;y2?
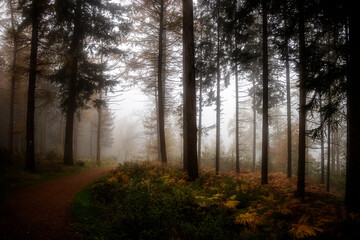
0;165;117;240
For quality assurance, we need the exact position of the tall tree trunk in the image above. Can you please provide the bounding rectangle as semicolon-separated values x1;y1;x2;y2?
331;131;336;173
73;113;78;159
90;120;93;159
8;0;18;164
64;0;82;166
326;119;331;192
235;61;240;173
154;86;160;162
320;98;325;184
233;3;240;173
157;0;167;164
261;0;269;185
41;110;47;155
345;0;360;213
296;0;306;201
64;101;76;165
198;23;203;168
198;71;203;167
335;130;340;174
26;0;40;172
60;114;64;148
215;0;221;175
285;35;292;178
96;90;102;166
252;76;256;172
183;0;198;180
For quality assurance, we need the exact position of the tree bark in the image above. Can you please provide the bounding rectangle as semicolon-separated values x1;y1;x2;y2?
41;110;47;155
252;76;256;172
96;90;102;166
235;61;240;173
320;98;325;184
198;23;203;168
73;113;78;159
183;0;198;180
215;0;221;175
26;0;40;172
8;0;18;164
296;0;306;201
261;0;269;185
285;35;292;179
157;0;167;164
198;71;203;167
327;117;331;192
90;119;93;159
345;0;360;213
335;130;340;173
331;131;336;173
64;0;82;166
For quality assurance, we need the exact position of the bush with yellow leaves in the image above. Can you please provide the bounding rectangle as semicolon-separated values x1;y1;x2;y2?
75;161;359;240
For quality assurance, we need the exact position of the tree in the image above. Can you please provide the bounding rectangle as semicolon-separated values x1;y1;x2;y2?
215;0;221;175
235;50;240;173
326;102;331;192
157;0;168;164
296;0;306;201
320;97;325;184
127;0;182;164
62;0;82;166
197;0;231;175
95;90;103;166
51;0;129;165
183;0;198;180
261;0;269;185
25;0;46;172
252;76;257;172
194;0;217;168
285;35;292;179
7;0;19;164
345;0;360;213
273;0;296;178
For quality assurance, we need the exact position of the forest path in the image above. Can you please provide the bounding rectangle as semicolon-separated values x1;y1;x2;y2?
0;165;117;240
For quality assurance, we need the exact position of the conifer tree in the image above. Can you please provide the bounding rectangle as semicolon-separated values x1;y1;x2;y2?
51;0;130;165
23;0;48;171
183;0;198;180
261;0;269;185
296;0;306;201
345;0;360;213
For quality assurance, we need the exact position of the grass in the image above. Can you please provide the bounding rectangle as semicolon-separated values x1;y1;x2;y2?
0;156;117;201
71;161;360;240
71;183;112;239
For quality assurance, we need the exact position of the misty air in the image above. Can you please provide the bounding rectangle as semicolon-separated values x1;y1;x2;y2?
0;0;360;239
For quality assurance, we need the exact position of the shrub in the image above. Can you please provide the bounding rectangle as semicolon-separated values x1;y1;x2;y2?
72;161;359;240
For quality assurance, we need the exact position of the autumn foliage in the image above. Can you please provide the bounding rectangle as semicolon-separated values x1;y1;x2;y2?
74;161;360;239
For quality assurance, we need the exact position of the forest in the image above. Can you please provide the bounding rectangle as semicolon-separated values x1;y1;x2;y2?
0;0;360;239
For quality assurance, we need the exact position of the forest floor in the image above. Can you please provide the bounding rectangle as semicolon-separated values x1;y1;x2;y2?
71;161;360;240
0;165;116;240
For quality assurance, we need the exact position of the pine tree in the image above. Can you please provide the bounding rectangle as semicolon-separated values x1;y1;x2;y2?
7;0;19;164
261;0;269;185
345;0;360;213
183;0;198;180
51;0;130;165
296;0;306;201
23;0;47;172
127;0;182;164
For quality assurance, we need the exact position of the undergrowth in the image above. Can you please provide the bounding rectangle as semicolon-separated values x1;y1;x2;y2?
71;161;360;240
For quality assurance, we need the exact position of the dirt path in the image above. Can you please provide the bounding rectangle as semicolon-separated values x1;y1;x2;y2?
0;165;117;240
